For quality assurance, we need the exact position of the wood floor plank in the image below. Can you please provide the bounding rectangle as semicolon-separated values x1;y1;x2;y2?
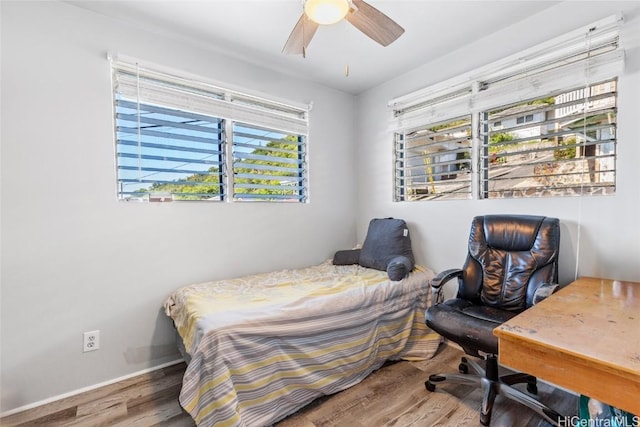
155;414;197;427
62;401;128;427
0;364;185;426
110;395;185;427
1;345;578;426
2;407;79;427
278;344;578;427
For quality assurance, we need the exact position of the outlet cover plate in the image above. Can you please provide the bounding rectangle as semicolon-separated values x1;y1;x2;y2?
83;330;100;352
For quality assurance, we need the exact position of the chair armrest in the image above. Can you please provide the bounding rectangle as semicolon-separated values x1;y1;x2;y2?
431;269;463;289
430;269;462;305
532;282;560;305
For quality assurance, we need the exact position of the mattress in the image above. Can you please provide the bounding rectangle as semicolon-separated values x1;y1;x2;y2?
163;261;440;427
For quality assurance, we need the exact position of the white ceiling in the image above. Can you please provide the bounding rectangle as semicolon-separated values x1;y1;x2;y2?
67;0;560;94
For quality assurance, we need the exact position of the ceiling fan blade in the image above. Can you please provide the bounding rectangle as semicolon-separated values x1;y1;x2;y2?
282;14;320;55
345;0;405;47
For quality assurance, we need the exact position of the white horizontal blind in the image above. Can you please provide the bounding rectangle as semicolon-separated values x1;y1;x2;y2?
233;123;307;201
111;56;310;202
389;14;623;122
112;59;309;136
473;19;623;112
395;115;473;201
390;87;472;133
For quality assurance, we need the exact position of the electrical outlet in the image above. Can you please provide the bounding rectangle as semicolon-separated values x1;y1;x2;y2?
83;330;100;352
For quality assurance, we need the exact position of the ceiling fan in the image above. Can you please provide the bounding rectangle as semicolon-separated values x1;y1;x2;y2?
282;0;405;56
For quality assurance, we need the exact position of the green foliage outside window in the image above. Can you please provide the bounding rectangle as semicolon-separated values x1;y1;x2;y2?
234;137;301;199
138;137;300;200
140;168;221;200
554;137;577;161
488;132;515;164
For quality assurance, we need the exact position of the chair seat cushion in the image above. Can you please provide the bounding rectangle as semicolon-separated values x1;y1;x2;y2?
426;299;519;354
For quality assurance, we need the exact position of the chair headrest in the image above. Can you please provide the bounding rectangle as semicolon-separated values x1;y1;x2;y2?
480;215;546;251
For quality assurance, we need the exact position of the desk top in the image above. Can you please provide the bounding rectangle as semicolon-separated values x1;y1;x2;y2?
495;277;640;376
494;277;640;414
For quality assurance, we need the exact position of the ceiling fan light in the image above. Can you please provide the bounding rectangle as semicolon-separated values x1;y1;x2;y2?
304;0;349;25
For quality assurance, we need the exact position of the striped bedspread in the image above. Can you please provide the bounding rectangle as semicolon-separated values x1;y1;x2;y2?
163;261;440;427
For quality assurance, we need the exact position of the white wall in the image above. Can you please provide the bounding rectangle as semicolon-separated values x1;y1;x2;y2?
355;1;640;286
0;1;357;412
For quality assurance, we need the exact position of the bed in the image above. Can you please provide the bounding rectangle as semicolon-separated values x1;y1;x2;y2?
163;259;440;427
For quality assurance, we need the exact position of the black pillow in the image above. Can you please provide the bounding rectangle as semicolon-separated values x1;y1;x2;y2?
332;249;361;265
359;218;415;278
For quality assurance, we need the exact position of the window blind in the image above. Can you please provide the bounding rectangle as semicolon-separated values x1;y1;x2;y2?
112;58;310;136
473;22;623;112
389;14;623;131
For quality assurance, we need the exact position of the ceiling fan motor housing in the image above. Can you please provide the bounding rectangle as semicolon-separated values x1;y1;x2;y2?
304;0;350;25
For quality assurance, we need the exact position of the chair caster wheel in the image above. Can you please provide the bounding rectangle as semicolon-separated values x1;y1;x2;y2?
458;363;469;374
428;374;445;383
425;381;436;392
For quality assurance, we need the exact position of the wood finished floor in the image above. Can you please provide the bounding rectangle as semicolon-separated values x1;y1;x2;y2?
1;344;577;426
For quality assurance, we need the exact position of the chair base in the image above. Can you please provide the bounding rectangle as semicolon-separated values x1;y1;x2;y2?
426;355;563;426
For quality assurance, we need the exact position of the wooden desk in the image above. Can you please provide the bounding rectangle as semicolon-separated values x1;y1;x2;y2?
494;277;640;416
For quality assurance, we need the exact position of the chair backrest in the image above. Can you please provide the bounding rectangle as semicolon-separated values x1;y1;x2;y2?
458;215;560;312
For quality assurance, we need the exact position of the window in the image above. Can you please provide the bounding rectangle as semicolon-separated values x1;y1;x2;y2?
480;80;617;198
114;99;225;201
111;57;309;202
232;123;307;201
516;114;534;124
395;116;472;201
390;15;623;201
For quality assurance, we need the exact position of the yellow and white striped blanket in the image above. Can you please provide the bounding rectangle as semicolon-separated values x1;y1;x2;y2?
163;261;440;427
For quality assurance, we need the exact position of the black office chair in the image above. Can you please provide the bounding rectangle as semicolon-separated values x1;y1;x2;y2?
425;214;563;426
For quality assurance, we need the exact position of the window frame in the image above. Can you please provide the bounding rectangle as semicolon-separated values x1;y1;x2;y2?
479;79;617;199
394;115;473;201
231;122;308;202
390;14;623;202
113;97;227;202
110;56;310;203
